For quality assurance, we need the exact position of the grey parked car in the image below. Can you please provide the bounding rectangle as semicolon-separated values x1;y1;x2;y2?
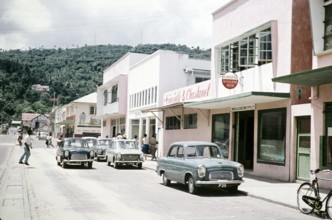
106;139;144;169
156;141;244;194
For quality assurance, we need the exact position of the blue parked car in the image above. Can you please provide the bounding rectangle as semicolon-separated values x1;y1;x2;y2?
156;141;244;194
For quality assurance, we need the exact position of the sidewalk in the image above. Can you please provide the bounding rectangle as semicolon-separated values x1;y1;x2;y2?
0;143;31;220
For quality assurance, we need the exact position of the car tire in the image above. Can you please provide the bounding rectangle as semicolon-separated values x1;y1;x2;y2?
114;162;118;169
162;172;170;186
188;176;197;194
107;159;111;166
227;185;238;193
138;163;142;169
87;162;93;169
62;161;67;169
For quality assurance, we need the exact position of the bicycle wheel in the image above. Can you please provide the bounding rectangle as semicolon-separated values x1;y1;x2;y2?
326;194;332;219
297;182;316;214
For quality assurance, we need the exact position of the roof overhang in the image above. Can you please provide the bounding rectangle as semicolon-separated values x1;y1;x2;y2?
141;103;188;113
272;65;332;86
184;91;290;110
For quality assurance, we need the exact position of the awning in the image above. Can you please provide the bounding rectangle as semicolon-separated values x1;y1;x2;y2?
184;91;290;110
141;103;187;113
56;120;75;125
272;65;332;86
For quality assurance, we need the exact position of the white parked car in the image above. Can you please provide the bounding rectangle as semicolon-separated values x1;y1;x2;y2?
106;139;144;169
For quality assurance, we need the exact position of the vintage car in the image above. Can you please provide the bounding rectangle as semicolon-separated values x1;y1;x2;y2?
106;139;144;169
82;137;100;160
156;141;244;194
94;138;112;161
56;137;95;169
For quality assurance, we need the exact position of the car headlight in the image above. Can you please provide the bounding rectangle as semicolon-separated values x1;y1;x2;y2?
90;151;94;158
116;153;121;160
64;150;69;158
140;154;144;160
237;165;244;177
197;164;206;178
97;149;102;154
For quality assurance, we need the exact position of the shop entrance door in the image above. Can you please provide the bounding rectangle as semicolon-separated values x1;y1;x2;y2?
296;117;311;180
234;110;254;169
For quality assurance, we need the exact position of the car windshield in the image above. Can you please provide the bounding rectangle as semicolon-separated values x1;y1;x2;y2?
84;139;97;147
98;139;111;146
186;145;222;158
64;139;88;148
117;141;137;150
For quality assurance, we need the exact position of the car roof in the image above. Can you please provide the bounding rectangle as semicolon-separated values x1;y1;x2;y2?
170;141;218;147
82;137;97;140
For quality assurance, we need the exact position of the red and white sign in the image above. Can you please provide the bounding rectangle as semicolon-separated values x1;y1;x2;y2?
222;73;238;89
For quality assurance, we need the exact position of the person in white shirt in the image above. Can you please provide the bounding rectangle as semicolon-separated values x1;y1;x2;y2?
19;129;33;165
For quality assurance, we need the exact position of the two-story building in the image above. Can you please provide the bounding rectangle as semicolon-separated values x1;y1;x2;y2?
154;0;312;182
273;0;332;183
57;92;101;138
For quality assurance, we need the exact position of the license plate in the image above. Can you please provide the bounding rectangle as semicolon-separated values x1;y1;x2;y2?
218;183;227;188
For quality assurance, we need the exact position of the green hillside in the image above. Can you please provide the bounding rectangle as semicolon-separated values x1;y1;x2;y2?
0;44;211;124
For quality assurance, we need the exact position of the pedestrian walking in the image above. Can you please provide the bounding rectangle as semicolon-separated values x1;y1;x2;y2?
149;134;158;160
141;134;150;159
46;132;54;148
19;129;33;166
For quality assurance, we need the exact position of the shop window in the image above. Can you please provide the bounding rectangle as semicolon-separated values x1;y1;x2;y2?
184;113;197;129
212;114;230;158
324;2;332;50
166;116;181;130
257;108;286;165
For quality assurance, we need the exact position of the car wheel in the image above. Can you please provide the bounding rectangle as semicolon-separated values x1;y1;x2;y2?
162;172;170;186
62;161;67;169
227;185;238;193
87;162;93;169
138;163;142;169
114;162;118;169
107;158;111;166
188;176;197;194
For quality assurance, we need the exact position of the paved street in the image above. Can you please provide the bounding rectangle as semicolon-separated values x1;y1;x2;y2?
0;134;323;220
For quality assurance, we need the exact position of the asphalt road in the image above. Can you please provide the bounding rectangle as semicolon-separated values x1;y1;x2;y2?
1;134;318;220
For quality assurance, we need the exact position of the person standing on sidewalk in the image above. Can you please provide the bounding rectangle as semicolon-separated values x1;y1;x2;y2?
141;134;150;159
149;134;158;160
19;129;33;166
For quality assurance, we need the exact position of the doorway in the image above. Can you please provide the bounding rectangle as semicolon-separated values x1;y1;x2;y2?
296;117;311;180
234;110;254;169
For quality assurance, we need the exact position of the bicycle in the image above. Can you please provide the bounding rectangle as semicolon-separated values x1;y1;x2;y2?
297;169;332;219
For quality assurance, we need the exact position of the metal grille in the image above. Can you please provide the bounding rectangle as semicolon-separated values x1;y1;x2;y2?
209;171;234;180
71;154;87;160
122;155;139;161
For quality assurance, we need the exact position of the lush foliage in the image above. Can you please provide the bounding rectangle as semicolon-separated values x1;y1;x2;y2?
0;44;211;124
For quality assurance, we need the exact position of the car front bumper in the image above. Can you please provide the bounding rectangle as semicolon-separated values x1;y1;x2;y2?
96;155;107;160
116;160;143;165
196;179;244;186
63;159;94;163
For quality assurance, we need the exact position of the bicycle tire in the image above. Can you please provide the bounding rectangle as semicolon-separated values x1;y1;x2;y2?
326;194;332;219
297;182;316;214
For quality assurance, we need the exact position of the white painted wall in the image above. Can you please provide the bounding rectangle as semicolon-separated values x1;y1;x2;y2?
211;0;293;96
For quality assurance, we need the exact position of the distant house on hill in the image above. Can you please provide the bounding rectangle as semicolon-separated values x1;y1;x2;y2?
21;113;50;132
